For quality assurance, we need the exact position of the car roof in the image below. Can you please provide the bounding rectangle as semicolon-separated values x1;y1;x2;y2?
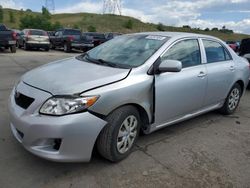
132;32;220;40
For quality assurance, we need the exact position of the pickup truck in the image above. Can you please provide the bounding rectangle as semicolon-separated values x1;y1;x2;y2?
0;24;17;53
50;29;94;52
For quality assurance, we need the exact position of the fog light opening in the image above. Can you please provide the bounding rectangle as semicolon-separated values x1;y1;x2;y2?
53;139;62;151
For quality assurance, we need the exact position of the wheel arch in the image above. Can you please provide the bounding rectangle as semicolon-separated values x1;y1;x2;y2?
235;80;245;96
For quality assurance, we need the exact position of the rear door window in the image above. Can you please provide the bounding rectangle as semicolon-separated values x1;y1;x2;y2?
202;40;232;63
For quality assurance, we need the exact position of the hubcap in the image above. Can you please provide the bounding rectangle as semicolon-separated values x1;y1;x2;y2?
228;88;240;111
117;115;138;154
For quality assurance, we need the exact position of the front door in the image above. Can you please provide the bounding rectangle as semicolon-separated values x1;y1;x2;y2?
154;39;207;126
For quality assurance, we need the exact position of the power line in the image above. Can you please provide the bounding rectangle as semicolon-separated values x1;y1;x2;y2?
103;0;122;15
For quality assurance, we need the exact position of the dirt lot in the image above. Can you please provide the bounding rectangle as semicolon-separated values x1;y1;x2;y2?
0;49;250;188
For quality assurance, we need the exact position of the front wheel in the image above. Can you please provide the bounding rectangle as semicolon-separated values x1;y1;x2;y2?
10;45;16;53
24;42;29;51
219;83;242;115
64;42;71;53
97;106;141;162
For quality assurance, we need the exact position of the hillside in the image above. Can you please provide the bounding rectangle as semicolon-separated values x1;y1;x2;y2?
2;8;250;41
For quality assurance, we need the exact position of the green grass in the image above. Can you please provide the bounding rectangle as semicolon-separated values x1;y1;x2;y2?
2;8;250;41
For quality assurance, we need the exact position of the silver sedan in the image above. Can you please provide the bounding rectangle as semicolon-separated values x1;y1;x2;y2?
9;32;250;162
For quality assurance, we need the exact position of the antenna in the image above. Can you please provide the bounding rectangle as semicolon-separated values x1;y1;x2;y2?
103;0;122;15
45;0;55;14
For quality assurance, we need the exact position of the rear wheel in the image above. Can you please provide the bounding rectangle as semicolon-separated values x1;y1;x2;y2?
219;83;242;115
97;106;140;162
44;46;50;51
10;45;16;53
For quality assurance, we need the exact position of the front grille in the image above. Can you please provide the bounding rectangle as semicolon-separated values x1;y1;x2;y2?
15;92;34;109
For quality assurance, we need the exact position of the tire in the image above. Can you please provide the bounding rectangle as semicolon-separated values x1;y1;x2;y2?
10;45;16;53
17;41;21;49
219;83;242;115
97;106;141;162
64;42;71;53
44;47;50;51
24;42;29;51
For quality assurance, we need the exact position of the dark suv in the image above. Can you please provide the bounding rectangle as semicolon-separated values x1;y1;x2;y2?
239;38;250;88
50;29;94;52
84;32;107;47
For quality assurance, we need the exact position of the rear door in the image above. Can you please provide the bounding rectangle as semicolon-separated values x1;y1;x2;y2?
201;39;235;106
154;38;207;126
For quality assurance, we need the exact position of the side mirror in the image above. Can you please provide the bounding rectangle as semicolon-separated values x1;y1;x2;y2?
158;60;182;73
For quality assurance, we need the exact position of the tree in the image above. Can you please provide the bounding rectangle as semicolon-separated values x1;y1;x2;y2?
204;28;210;31
73;24;79;29
42;6;51;19
0;5;3;23
9;11;15;23
20;7;59;31
26;9;32;12
124;19;133;29
157;23;165;31
183;25;191;29
87;25;96;32
51;21;62;30
211;27;219;31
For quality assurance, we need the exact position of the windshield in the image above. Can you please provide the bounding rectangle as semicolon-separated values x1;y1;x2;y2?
82;34;169;68
64;30;81;35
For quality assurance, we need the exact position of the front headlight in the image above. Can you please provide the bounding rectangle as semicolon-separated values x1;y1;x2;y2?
39;96;99;116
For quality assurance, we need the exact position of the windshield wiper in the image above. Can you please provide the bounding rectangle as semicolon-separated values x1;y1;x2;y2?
77;53;131;69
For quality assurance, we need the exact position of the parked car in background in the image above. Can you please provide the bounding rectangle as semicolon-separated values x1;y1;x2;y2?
239;38;250;88
50;28;94;52
105;32;122;41
0;24;17;53
17;29;50;51
226;41;238;52
84;32;107;47
9;32;250;163
46;31;56;48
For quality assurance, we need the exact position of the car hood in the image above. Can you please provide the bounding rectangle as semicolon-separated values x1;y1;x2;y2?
22;57;130;95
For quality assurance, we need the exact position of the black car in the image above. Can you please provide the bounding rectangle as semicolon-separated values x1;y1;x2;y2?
105;32;122;41
239;38;250;56
50;29;94;52
84;32;107;47
0;24;17;53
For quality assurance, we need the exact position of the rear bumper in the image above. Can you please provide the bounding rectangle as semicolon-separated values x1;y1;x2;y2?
8;82;107;162
26;42;50;48
71;43;94;48
0;40;16;47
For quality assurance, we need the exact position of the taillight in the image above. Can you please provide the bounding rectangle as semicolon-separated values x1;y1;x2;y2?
67;36;75;41
12;32;17;40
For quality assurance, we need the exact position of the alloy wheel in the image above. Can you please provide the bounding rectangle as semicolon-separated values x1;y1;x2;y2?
117;115;138;154
228;88;240;111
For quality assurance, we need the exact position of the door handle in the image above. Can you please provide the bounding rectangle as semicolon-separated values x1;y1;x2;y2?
230;66;235;71
198;72;207;78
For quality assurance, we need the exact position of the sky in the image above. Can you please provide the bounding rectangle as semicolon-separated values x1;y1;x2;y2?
1;0;250;34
